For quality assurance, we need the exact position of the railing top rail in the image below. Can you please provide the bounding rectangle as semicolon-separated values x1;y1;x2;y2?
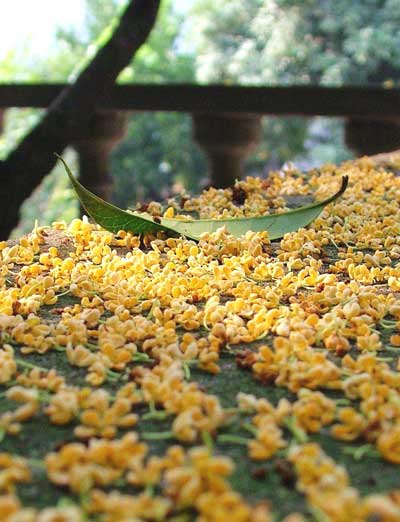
0;83;399;118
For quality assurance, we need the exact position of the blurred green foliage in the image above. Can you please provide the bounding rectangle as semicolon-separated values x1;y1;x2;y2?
192;0;400;86
112;112;205;208
2;0;400;234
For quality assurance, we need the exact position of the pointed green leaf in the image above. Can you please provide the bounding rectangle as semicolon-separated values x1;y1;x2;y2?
161;177;348;239
57;154;191;238
58;155;348;241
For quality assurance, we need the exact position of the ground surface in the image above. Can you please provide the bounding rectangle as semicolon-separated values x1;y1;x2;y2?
1;156;400;522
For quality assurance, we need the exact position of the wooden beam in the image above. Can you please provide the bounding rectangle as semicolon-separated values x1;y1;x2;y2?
0;84;400;118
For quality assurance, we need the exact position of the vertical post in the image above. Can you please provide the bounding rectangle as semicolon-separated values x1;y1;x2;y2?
0;109;5;136
192;113;262;188
345;118;400;157
72;110;128;202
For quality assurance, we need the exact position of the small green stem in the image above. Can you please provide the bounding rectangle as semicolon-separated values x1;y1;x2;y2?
79;490;91;511
2;333;18;346
309;505;330;522
343;444;380;460
145;484;154;497
56;288;71;298
383;346;400;353
141;430;174;441
284;416;308;444
4;379;18;388
217;434;250;445
142;401;171;421
242;423;258;436
113;478;127;487
106;369;123;381
142;410;170;421
329;238;341;250
16;358;48;373
201;430;214;452
146;299;160;320
334;398;351;406
379;318;399;328
276;447;289;458
185;359;200;366
182;362;191;380
132;352;154;363
27;458;46;470
379;322;396;330
57;497;78;508
38;391;52;402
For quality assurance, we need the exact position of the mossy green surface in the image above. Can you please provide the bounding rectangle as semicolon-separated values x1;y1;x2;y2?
3;165;400;520
1;344;399;519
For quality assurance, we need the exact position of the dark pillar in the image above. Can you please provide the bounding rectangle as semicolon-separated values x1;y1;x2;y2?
345;118;400;157
192;113;262;188
72;110;128;201
0;109;5;136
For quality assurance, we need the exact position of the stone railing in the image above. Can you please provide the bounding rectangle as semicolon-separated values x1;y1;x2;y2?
1;84;400;194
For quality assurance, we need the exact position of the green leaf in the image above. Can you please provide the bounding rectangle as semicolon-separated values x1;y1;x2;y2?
58;155;348;241
57;154;186;238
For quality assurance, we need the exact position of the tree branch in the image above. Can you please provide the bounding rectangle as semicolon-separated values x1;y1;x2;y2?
0;0;160;238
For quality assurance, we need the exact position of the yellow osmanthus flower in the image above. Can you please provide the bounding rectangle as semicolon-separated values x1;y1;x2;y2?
289;441;400;522
292;388;336;433
0;495;23;522
0;454;31;493
248;413;287;460
2;157;400;517
88;490;171;522
253;339;342;392
0;345;16;384
45;433;147;494
46;388;81;425
377;423;400;464
331;407;367;441
75;389;138;439
163;446;233;509
1;386;40;435
16;368;65;392
196;491;272;522
361;494;400;522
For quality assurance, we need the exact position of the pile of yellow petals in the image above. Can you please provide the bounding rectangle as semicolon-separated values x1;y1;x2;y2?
1;157;400;521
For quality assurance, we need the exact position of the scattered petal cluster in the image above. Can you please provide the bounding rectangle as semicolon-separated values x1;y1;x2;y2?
1;156;400;521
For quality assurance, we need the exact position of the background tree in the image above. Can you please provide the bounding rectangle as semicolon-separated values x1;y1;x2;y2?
191;0;400;169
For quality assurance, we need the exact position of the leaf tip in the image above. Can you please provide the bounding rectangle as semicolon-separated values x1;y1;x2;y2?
54;152;66;166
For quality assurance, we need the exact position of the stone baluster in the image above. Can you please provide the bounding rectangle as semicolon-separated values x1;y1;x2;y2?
71;110;128;202
345;118;400;157
192;113;262;188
